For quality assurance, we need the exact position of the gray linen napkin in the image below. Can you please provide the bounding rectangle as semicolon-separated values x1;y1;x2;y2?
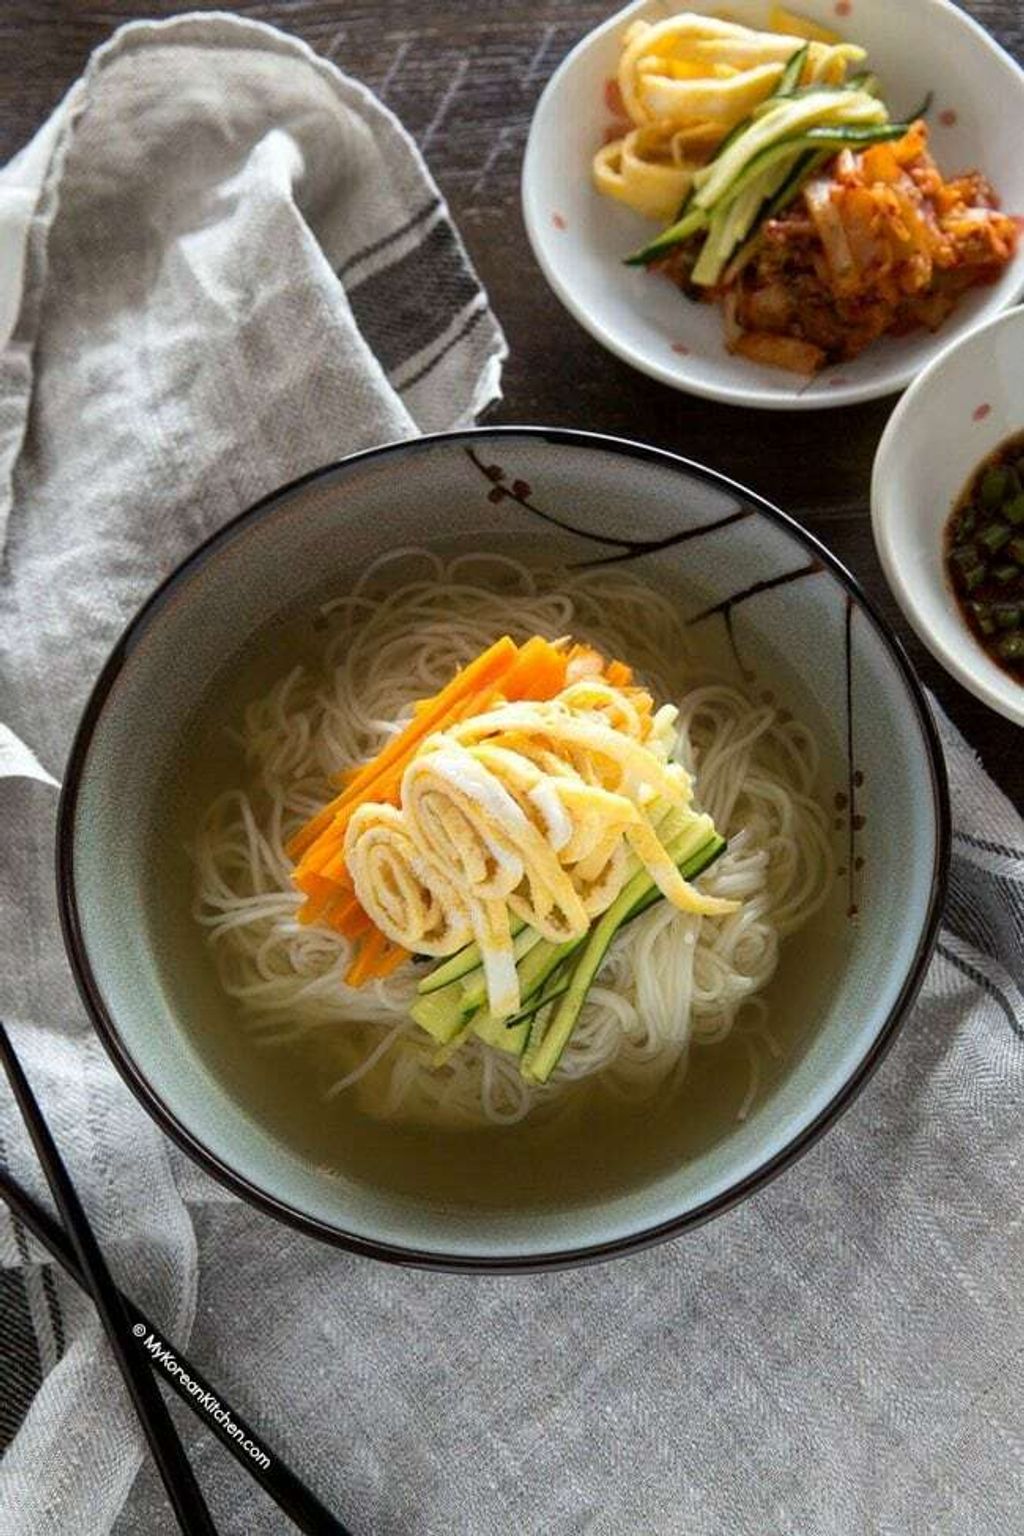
0;13;504;1535
1;14;1022;1536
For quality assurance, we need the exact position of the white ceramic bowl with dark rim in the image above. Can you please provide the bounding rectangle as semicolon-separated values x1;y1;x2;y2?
58;428;949;1271
522;0;1024;409
872;305;1024;727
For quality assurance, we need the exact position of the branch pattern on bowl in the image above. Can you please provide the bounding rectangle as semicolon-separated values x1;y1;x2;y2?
464;444;866;918
465;445;753;566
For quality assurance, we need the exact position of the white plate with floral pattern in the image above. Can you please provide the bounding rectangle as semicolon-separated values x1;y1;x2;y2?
522;0;1024;409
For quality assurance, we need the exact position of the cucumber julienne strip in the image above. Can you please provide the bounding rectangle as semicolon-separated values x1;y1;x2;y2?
776;42;810;97
625;77;894;269
470;941;579;1056
517;838;727;1071
716;121;907;203
846;71;879;96
409;985;474;1045
765;72;880;108
411;817;722;1054
503;833;729;1030
690;119;909;286
694;90;885;207
417;915;531;995
623;206;708;267
802;122;909;143
706;84;779;166
501;981;572;1031
719;147;832;285
670;183;696;225
626;119;907;272
905;89;934;121
690;156;796;286
523;832;726;1085
713;44;806;155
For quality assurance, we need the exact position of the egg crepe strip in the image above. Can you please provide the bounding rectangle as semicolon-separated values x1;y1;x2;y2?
594;10;865;222
287;633;583;981
342;668;737;1020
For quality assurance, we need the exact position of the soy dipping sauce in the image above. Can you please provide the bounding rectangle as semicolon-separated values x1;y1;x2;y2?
945;430;1024;680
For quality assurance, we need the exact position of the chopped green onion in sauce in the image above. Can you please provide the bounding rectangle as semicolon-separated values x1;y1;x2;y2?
945;430;1024;680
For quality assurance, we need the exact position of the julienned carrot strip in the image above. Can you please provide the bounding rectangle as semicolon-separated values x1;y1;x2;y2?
317;844;353;884
297;678;511;876
296;874;342;926
295;638;562;875
333;632;515;791
344;931;410;986
501;636;568;700
327;893;370;938
337;911;374;941
605;659;634;687
344;928;387;987
373;943;409;979
287;635;518;859
326;650;520;794
295;866;336;899
339;633;516;784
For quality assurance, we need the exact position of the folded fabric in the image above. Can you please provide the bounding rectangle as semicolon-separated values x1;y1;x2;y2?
0;13;503;1535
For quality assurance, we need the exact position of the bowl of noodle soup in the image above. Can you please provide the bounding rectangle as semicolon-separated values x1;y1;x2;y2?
58;428;948;1269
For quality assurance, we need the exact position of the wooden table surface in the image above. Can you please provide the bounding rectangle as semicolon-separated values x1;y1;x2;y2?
5;1;1022;803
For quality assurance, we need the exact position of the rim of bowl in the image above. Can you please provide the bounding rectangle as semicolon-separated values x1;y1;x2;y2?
871;305;1024;728
57;426;951;1273
521;0;1024;411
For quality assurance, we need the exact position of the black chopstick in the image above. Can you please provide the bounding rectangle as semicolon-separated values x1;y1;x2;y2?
0;1020;217;1536
0;1163;351;1536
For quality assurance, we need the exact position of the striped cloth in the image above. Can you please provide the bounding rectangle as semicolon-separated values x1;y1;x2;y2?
1;13;1022;1536
0;14;505;1534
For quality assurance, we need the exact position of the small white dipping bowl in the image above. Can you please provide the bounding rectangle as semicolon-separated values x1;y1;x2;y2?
522;0;1024;409
872;305;1024;728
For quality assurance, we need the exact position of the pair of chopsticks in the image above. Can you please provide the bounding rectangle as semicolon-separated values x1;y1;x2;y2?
0;1020;351;1536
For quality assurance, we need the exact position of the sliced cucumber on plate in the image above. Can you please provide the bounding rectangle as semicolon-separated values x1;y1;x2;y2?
624;53;913;286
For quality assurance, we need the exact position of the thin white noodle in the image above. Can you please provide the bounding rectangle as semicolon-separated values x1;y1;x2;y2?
192;552;835;1128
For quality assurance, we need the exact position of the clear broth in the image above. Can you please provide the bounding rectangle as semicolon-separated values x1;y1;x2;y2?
149;568;849;1215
